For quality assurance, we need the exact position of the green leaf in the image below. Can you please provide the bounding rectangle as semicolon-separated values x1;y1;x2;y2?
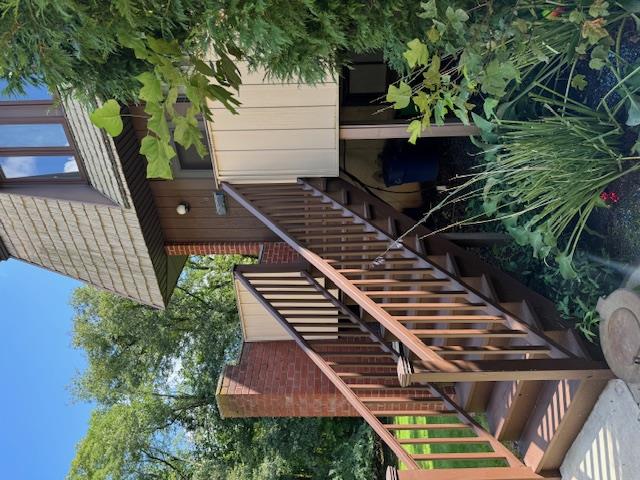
445;6;469;23
568;10;585;24
412;92;430;113
423;55;441;88
136;72;163;103
90;100;123;137
407;120;422;145
571;74;588;91
117;31;148;59
483;195;500;216
626;97;640;127
386;82;412;110
147;37;181;56
427;26;440;43
419;0;437;19
632;134;640;155
174;116;207;156
483;98;499;118
481;60;518;97
588;0;609;18
146;107;170;140
208;84;241;113
140;136;175;179
556;252;578;280
434;99;446;125
403;39;429;68
581;19;609;45
507;226;529;246
193;59;215;77
471;112;497;142
589;57;606;70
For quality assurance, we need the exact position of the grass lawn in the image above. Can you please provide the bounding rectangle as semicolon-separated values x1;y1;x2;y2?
393;415;509;470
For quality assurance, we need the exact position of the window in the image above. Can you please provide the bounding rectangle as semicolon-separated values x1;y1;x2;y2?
0;80;82;183
175;121;213;171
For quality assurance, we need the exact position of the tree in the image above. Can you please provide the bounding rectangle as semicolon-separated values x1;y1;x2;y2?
0;1;427;178
69;255;379;479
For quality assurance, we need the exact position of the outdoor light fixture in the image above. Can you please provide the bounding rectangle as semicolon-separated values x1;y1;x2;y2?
176;202;190;215
214;191;228;216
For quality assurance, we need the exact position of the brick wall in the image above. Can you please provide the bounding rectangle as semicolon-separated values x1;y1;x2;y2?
216;341;357;417
260;242;302;264
165;242;262;256
164;241;301;264
216;340;448;418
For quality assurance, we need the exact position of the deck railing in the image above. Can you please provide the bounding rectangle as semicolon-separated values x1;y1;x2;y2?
224;181;612;385
235;265;542;479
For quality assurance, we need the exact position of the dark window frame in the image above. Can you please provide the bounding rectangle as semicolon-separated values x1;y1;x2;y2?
0;95;87;184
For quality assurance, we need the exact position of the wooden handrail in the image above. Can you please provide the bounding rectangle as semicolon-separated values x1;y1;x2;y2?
298;178;578;361
223;181;457;372
234;268;421;470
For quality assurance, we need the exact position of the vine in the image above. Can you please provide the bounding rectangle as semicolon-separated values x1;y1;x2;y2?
91;35;241;179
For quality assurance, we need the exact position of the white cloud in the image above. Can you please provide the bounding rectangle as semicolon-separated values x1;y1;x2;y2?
0;156;37;178
64;158;79;173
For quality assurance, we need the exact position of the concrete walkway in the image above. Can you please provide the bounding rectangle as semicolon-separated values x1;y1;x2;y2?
560;380;640;480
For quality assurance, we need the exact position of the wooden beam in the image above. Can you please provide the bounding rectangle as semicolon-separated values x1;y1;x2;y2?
406;359;613;383
339;123;479;140
392;467;542;480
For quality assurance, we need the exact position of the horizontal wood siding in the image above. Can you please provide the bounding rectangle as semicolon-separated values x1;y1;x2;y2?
149;179;279;243
235;274;337;342
208;62;339;184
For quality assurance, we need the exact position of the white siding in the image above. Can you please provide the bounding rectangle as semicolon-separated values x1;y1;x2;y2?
235;274;338;342
207;63;339;185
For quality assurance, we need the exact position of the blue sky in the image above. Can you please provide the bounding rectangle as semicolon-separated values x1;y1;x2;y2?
0;259;92;479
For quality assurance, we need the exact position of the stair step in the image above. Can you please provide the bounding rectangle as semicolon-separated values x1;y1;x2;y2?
364;290;467;298
288;225;366;233
398;437;489;445
300;331;370;337
351;279;452;286
361;397;444;403
411;452;507;461
431;345;551;356
289;322;360;328
337;372;398;378
307;240;391;248
322;352;394;358
385;424;470;431
307;340;378;346
297;232;374;240
393;315;504;322
328;258;418;266
411;329;528;338
380;302;486;311
337;268;434;276
278;218;351;225
373;409;457;416
347;384;416;390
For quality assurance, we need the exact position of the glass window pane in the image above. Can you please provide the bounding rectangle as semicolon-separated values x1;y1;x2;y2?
0;156;79;180
0;80;52;101
176;143;212;170
0;124;70;148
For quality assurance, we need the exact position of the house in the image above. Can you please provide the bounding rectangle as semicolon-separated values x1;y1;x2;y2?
0;61;612;479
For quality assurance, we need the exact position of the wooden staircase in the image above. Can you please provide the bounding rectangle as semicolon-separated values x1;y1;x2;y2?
223;179;612;475
236;267;542;479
